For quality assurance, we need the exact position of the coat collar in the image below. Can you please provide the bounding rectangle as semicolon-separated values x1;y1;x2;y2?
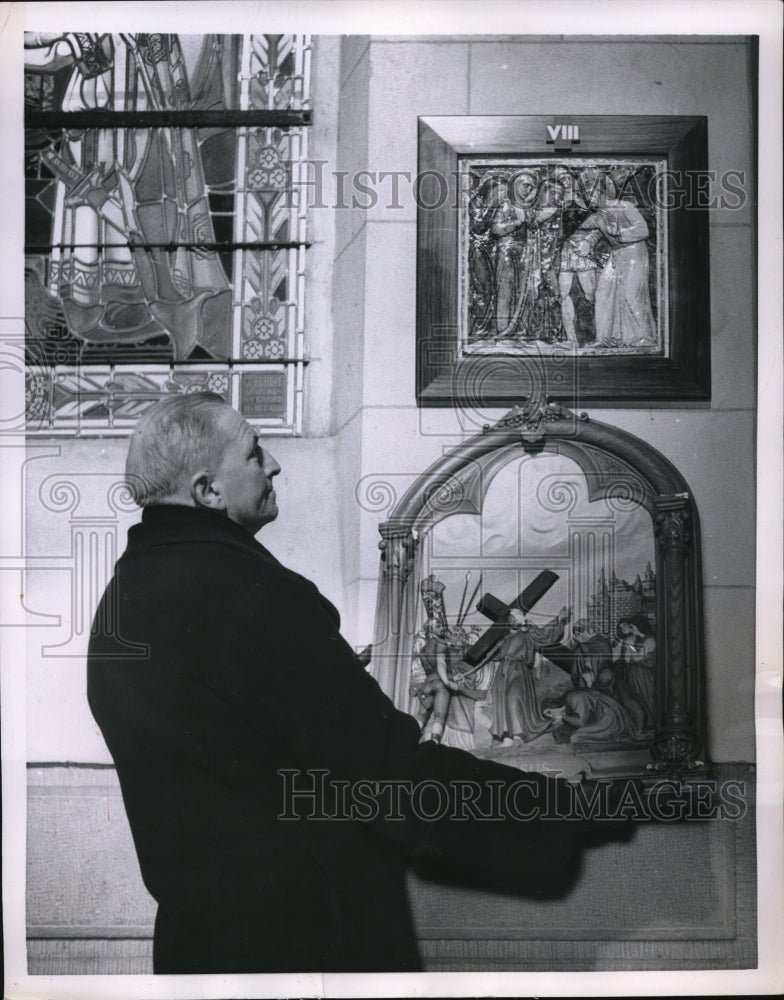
126;505;341;625
128;504;280;563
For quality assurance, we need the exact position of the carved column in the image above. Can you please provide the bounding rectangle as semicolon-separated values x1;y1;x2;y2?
649;494;703;774
370;523;418;706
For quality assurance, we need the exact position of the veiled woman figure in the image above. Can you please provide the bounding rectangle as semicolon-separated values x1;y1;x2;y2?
544;689;643;745
575;171;658;349
614;614;657;731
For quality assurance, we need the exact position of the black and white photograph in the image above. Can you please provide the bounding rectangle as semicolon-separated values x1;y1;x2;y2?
2;1;782;998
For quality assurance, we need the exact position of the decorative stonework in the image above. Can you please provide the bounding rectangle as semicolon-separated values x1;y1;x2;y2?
378;526;418;584
648;732;705;776
488;398;582;434
655;503;692;550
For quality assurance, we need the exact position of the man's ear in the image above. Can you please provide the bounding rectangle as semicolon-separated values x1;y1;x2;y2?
190;471;226;511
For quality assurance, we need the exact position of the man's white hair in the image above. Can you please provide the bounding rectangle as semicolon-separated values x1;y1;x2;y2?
126;392;234;506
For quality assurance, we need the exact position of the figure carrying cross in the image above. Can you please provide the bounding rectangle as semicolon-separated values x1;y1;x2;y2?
445;570;572;745
461;569;562;667
486;606;572;745
410;570;570;746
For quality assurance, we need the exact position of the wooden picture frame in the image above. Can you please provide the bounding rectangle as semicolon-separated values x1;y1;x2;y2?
416;115;710;407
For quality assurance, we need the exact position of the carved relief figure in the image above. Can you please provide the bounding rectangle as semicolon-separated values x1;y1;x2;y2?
411;616;453;743
539;617;615;690
521;172;565;344
575;170;657;349
490;171;537;337
543;688;643;745
469;169;563;342
488;607;571;745
612;614;657;731
554;169;603;345
410;576;486;746
467;177;503;337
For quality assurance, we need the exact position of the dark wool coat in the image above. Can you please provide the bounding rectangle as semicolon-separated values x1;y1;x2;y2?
87;505;586;974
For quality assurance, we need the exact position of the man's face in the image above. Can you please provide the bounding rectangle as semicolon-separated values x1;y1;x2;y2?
212;408;280;534
425;618;445;640
508;609;530;631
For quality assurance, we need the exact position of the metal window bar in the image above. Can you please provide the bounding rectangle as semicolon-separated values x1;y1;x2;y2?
26;241;311;253
25;110;312;128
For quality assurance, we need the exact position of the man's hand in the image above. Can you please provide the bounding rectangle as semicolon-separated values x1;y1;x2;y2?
355;644;373;668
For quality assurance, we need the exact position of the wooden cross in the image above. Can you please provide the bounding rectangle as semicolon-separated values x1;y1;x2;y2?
461;569;560;666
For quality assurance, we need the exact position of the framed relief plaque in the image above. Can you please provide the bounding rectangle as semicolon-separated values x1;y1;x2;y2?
370;399;709;782
416;115;711;407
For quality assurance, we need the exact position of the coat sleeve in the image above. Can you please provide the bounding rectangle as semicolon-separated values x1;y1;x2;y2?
201;551;598;893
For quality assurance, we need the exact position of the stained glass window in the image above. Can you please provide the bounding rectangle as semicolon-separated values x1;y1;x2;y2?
24;32;311;434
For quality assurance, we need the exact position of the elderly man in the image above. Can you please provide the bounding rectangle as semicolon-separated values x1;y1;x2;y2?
88;393;597;974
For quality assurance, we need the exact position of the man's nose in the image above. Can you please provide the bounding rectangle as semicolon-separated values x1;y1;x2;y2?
264;451;281;477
